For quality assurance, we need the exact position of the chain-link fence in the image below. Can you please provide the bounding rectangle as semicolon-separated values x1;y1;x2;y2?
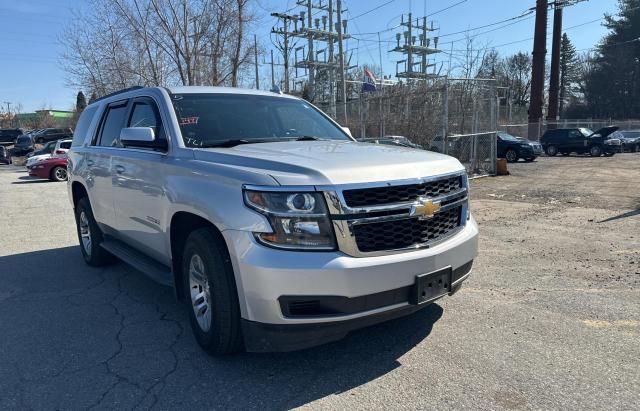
316;78;499;176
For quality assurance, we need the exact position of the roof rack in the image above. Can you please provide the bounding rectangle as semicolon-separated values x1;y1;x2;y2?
91;86;144;104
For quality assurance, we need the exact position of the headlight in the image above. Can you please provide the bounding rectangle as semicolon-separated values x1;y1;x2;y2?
243;190;336;250
462;174;471;220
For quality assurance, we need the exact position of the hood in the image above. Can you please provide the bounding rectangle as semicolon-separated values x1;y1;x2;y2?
193;140;464;186
590;126;619;138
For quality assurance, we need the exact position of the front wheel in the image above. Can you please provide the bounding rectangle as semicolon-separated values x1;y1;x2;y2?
50;166;68;182
505;149;518;163
183;228;243;355
546;145;558;156
589;145;603;157
75;197;115;266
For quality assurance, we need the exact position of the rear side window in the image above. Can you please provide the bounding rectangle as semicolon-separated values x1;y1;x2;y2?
72;106;98;147
60;141;72;149
98;102;128;147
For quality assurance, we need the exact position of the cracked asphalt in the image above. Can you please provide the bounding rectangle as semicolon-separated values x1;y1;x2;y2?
0;154;639;410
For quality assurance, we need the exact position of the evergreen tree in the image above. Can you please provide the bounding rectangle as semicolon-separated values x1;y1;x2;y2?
583;0;640;117
76;91;87;113
559;34;579;115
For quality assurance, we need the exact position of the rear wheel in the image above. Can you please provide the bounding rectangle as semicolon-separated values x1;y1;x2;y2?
505;149;518;163
589;145;603;157
75;197;115;266
546;145;558;156
182;228;243;355
50;166;68;182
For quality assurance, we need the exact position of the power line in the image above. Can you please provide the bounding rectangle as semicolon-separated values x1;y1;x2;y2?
350;0;397;21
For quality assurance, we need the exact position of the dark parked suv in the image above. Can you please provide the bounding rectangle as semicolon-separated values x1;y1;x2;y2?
33;128;73;144
0;128;24;145
12;135;35;156
540;126;621;157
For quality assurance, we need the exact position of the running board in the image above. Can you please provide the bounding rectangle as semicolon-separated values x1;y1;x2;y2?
101;238;174;287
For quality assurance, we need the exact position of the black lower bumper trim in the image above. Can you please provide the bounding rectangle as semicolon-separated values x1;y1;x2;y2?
242;304;424;353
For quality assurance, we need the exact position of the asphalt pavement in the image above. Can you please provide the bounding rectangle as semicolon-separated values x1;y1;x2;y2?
0;155;638;410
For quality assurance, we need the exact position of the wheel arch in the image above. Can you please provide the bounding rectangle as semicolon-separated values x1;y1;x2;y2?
169;211;229;301
71;181;89;208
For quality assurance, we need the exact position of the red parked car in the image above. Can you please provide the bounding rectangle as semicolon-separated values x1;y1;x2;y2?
27;157;68;181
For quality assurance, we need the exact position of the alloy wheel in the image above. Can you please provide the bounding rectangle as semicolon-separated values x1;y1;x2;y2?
79;211;92;256
189;254;212;332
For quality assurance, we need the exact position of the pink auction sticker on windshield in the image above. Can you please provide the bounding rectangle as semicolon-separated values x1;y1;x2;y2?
179;117;199;125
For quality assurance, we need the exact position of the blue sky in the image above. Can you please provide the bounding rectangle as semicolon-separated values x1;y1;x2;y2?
0;0;618;112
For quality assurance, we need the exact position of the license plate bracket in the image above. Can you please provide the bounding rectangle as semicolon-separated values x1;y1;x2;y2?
410;267;452;305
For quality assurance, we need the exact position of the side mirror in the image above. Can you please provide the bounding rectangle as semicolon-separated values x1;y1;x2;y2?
120;127;167;150
341;126;352;137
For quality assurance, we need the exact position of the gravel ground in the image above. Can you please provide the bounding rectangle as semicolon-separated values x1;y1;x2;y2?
0;154;638;410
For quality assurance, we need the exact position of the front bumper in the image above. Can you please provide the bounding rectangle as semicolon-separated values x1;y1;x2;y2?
223;217;479;351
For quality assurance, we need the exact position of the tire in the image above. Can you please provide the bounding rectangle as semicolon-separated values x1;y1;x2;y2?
74;197;115;266
546;145;558;156
182;228;243;355
49;166;68;182
589;145;603;157
505;149;518;163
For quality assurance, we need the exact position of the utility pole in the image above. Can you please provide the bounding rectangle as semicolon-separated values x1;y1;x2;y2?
271;12;299;93
254;34;260;90
327;0;335;117
528;0;548;139
336;0;347;123
270;50;275;88
306;0;314;100
547;3;563;122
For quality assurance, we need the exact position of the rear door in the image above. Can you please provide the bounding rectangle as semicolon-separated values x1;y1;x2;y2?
87;100;130;230
111;96;170;264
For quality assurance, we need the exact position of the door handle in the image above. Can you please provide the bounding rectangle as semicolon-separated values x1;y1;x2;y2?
114;165;126;174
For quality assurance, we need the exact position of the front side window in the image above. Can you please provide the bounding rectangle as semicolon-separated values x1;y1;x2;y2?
128;101;161;138
98;103;128;147
171;93;350;148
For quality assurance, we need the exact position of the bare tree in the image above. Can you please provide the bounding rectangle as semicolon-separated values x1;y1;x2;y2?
61;0;260;97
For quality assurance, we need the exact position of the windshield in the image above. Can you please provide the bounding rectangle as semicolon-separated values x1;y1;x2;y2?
579;128;594;137
171;93;350;148
16;137;31;145
498;132;520;142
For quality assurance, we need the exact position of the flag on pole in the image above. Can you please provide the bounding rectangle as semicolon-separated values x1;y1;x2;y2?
362;68;377;93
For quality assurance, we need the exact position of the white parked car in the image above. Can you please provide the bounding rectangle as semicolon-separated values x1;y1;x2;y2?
51;139;72;159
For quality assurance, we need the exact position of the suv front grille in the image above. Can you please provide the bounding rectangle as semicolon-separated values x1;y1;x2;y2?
352;207;462;252
342;175;462;208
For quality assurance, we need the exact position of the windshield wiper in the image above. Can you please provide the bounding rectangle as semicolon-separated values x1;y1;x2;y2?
199;139;255;148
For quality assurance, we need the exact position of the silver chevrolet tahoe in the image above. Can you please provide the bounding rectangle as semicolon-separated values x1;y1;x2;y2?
68;86;478;354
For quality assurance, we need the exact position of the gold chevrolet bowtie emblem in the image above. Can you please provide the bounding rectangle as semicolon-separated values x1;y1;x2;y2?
410;198;441;219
